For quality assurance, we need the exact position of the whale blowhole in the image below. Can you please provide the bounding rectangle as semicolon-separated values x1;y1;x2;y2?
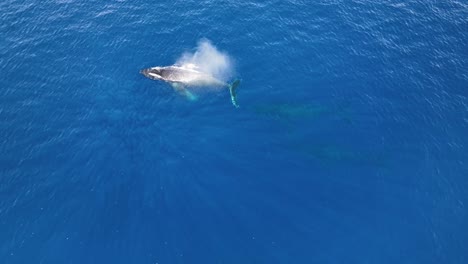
176;39;234;82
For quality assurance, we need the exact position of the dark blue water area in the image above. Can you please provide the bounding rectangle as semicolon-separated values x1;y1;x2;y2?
1;0;467;263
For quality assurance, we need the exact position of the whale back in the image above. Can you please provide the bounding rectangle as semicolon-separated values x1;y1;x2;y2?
142;65;226;87
162;66;225;87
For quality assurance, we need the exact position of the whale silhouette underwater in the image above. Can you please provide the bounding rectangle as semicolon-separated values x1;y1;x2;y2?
141;64;240;108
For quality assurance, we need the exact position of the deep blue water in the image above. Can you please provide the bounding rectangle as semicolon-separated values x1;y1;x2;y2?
1;0;467;263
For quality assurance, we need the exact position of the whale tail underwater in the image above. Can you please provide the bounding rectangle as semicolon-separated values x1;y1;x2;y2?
140;65;240;108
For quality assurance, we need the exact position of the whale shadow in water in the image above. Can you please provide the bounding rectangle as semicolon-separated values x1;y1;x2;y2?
247;99;388;168
250;101;354;124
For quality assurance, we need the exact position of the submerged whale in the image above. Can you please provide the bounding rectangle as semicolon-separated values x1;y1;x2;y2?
140;65;240;108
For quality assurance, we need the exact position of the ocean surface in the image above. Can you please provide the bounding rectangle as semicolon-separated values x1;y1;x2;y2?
1;0;467;263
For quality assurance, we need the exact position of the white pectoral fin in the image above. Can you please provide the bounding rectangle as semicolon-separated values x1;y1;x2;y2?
229;79;240;108
171;83;197;101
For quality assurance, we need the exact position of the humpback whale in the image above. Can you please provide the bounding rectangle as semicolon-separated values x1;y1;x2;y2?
140;65;240;108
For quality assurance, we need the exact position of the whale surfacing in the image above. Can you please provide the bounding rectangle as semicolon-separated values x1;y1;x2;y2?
140;65;240;108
